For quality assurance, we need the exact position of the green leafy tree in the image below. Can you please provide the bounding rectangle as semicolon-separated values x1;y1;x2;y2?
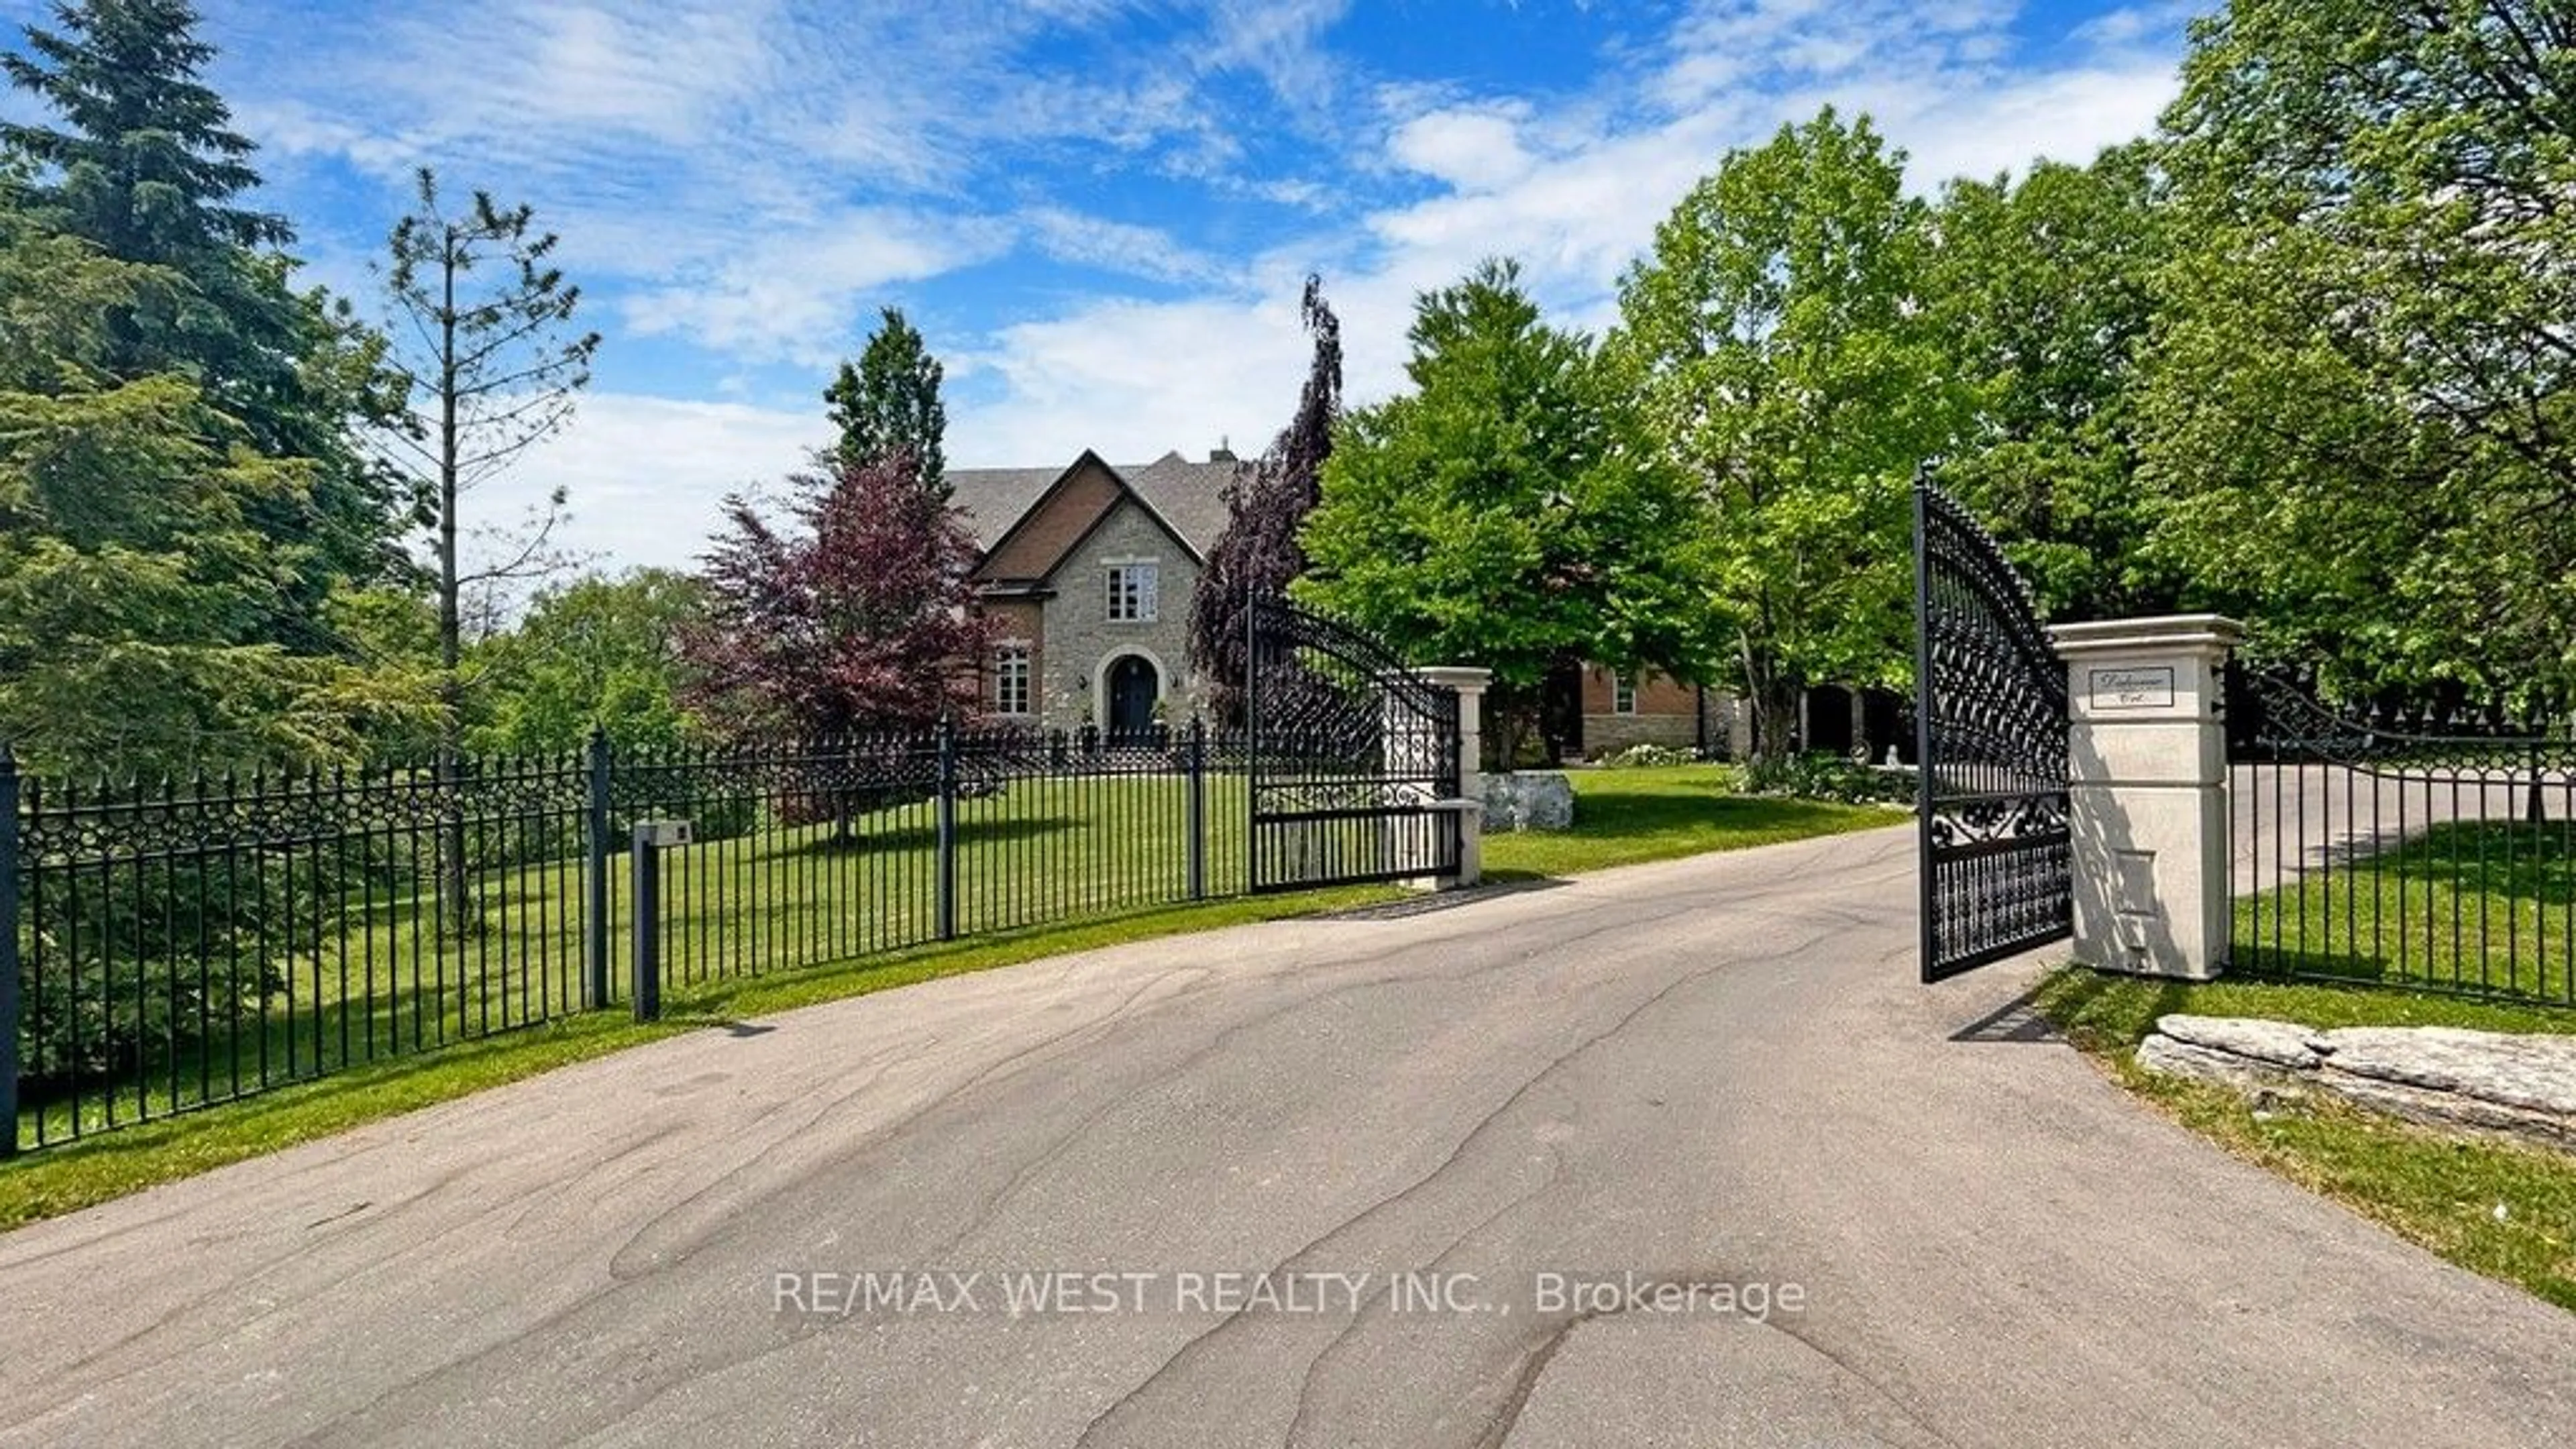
2143;0;2576;700
2;0;407;616
471;570;704;756
1928;144;2174;622
824;307;946;496
1299;260;1712;763
1611;109;1966;767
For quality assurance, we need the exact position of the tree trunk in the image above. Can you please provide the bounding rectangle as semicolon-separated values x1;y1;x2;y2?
1739;635;1802;779
435;232;471;946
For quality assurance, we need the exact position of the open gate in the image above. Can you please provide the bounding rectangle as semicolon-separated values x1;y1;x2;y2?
1912;481;2072;980
1245;597;1462;892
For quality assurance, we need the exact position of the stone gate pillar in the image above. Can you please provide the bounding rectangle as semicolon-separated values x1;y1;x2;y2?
2047;616;2243;980
1413;667;1490;888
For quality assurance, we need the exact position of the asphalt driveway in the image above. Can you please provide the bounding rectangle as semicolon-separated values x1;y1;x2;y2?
3;825;2571;1447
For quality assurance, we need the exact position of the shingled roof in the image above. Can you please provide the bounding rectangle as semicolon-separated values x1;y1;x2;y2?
948;450;1243;561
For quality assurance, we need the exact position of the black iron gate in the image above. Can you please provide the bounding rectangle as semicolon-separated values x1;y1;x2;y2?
1911;480;2072;980
1245;596;1462;892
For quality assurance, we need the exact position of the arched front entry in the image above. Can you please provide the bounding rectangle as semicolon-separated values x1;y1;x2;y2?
1105;653;1159;740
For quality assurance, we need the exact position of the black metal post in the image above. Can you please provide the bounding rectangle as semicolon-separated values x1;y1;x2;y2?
629;825;661;1023
0;745;19;1157
1186;716;1208;901
1911;476;1941;985
584;729;611;1009
1243;587;1259;894
935;716;957;941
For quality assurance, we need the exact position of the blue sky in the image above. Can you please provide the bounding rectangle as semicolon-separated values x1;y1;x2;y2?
5;0;2206;576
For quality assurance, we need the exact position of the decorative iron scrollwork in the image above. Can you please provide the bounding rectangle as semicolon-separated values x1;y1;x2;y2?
1244;596;1462;892
1913;481;2073;981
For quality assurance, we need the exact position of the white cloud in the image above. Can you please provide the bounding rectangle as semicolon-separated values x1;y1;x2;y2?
951;293;1316;468
1022;208;1228;286
1388;104;1538;193
621;212;1013;366
466;393;831;576
186;0;2204;573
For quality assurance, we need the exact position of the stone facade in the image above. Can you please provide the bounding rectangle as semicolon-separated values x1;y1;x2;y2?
1036;500;1199;727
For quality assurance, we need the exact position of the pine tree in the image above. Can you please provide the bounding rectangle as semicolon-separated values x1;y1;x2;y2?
824;307;947;498
378;168;600;773
0;0;288;269
2;0;407;634
0;189;424;776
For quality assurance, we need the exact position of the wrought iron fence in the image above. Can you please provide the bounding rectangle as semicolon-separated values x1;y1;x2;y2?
1;720;1251;1152
2227;668;2575;1004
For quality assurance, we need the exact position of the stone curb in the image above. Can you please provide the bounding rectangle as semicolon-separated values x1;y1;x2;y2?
2137;1013;2576;1152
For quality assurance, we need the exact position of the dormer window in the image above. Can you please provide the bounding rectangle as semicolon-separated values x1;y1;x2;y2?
1106;561;1158;623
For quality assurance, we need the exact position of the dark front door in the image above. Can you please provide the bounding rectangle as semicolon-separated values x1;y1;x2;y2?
1107;655;1158;740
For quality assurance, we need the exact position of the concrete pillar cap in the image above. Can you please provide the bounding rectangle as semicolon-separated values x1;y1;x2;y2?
2049;614;2244;659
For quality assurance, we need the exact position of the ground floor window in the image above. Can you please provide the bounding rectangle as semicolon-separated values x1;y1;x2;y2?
1613;673;1638;714
994;644;1030;715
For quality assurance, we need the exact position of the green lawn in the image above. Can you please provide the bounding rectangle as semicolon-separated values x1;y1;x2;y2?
17;771;1240;1144
1484;765;1896;877
2235;820;2575;1006
2035;967;2576;1312
4;759;1874;1224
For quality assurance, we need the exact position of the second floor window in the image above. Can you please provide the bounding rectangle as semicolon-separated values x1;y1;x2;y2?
1106;561;1158;622
994;645;1030;714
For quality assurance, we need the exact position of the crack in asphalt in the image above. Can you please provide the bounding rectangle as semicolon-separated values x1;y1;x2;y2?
13;828;1923;1446
1280;1150;1567;1448
1071;919;1839;1448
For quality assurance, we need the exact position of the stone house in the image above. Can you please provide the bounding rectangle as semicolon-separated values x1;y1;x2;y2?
951;446;1893;760
950;449;1238;736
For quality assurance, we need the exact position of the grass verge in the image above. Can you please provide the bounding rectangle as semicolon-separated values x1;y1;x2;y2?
3;762;1878;1228
2034;967;2576;1312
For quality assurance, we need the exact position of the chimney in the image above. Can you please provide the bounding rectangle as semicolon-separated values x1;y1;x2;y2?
1209;436;1236;464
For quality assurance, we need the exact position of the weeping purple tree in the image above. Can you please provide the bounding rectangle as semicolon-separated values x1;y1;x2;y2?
1187;276;1342;724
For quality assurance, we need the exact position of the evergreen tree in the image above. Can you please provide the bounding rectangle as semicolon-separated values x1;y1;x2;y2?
2;0;407;634
0;186;430;775
0;0;288;272
377;168;600;775
1188;277;1340;721
824;307;947;497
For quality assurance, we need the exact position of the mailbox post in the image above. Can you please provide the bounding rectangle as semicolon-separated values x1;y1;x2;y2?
629;819;692;1022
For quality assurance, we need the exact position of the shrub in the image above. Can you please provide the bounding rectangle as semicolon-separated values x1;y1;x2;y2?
1595;743;1700;769
1746;751;1917;805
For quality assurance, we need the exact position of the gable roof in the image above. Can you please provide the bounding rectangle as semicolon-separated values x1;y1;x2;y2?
950;449;1241;564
